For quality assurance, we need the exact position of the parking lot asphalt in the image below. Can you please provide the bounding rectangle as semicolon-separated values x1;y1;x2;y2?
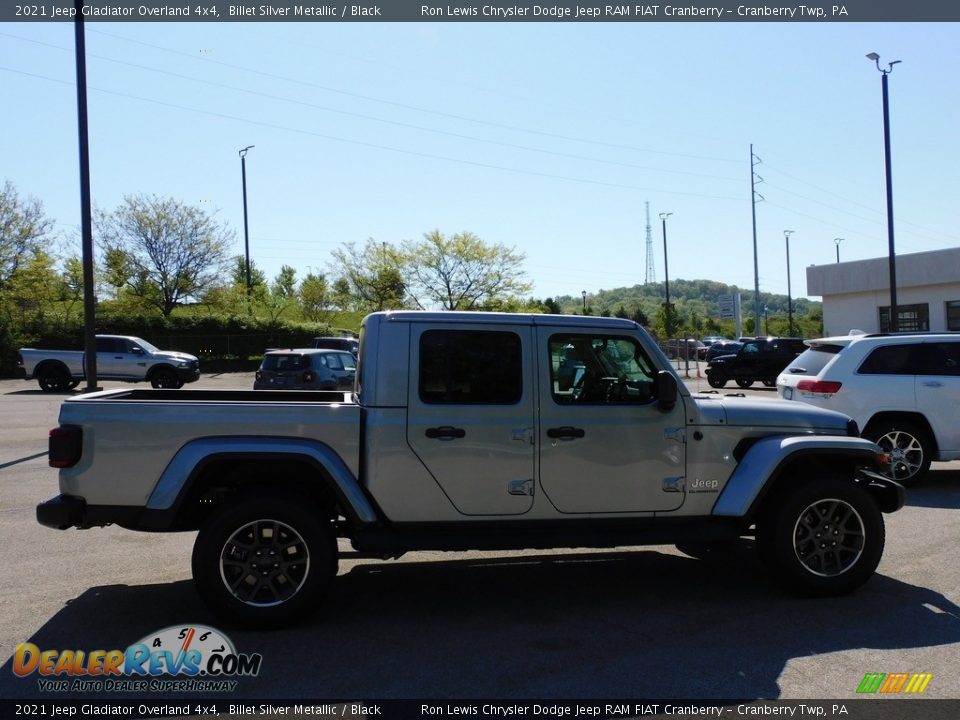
1;372;959;701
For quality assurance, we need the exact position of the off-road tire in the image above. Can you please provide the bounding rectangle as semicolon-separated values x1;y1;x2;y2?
756;476;884;596
735;377;755;389
706;372;727;389
192;491;338;629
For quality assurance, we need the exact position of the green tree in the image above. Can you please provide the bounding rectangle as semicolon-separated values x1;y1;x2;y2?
330;239;407;311
404;230;531;310
0;181;53;289
299;272;331;321
97;195;232;316
5;249;62;323
273;265;297;299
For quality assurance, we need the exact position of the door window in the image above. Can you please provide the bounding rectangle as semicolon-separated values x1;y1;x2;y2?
419;330;522;405
548;334;656;405
858;344;919;375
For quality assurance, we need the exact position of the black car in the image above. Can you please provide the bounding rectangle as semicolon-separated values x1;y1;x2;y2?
705;337;806;389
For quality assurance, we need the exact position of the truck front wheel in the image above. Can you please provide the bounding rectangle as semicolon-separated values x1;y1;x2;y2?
192;492;338;628
756;476;884;596
150;368;183;389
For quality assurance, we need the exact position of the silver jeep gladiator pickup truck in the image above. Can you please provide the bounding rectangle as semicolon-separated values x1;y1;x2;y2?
37;312;903;628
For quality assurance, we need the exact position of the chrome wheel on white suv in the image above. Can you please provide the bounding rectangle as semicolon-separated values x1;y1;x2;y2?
866;420;932;486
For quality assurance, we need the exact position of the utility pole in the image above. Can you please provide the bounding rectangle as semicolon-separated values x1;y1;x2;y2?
750;145;764;336
660;212;673;338
834;237;843;263
784;230;795;336
867;52;901;332
74;1;99;392
239;145;254;314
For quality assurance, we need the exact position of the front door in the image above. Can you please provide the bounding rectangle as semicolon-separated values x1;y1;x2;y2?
537;328;686;514
406;324;535;516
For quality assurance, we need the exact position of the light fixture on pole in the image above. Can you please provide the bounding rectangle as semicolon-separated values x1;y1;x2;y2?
239;145;254;313
660;212;673;337
784;230;795;336
867;52;901;332
581;290;587;314
834;237;844;263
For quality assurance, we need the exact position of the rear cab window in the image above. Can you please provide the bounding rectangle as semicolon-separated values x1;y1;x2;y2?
419;329;522;405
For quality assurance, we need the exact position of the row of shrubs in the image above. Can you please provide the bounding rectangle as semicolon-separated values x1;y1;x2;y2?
1;312;338;378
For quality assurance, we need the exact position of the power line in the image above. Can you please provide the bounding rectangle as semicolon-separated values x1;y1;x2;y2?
0;65;747;203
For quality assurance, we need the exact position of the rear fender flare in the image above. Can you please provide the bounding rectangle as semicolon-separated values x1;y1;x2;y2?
145;437;378;525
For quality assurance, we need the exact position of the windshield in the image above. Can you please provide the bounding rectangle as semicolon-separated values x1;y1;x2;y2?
134;338;159;354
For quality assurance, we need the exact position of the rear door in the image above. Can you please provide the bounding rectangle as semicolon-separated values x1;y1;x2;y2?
406;323;535;516
537;328;686;514
917;341;960;454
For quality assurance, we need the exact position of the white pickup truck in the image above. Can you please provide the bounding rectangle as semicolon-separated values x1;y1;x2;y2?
18;335;200;391
37;312;903;628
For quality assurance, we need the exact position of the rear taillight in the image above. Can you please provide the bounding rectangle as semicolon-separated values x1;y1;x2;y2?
303;371;315;383
796;380;842;394
49;425;82;468
255;370;262;381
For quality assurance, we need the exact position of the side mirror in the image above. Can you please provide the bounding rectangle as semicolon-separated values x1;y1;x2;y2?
655;371;678;413
131;346;145;355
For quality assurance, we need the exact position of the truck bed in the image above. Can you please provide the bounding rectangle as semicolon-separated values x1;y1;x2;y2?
56;388;361;507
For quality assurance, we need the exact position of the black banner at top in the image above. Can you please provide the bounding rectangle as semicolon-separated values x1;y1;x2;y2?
3;0;960;23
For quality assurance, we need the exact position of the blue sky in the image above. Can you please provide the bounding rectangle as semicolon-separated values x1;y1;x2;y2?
1;20;957;302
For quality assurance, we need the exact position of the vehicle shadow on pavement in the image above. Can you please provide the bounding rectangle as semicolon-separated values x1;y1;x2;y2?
904;470;960;510
3;547;959;700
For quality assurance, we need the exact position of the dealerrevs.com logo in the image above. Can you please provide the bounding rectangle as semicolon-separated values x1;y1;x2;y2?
856;672;933;695
13;625;262;693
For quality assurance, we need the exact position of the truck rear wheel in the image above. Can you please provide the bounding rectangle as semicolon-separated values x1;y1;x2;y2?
37;364;72;392
706;371;727;389
756;476;884;596
192;492;338;628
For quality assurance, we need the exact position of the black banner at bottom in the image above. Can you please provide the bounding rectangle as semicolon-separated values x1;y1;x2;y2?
3;699;960;720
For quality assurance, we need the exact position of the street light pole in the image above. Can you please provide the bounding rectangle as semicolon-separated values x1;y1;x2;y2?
784;230;795;336
239;145;254;314
867;52;901;332
660;212;673;337
834;237;843;263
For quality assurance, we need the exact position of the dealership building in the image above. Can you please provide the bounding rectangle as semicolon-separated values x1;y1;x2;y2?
806;247;960;336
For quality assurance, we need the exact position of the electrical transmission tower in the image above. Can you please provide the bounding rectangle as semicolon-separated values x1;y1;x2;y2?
644;201;656;284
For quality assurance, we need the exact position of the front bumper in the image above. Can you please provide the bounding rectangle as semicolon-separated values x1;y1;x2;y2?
37;495;140;530
177;366;201;384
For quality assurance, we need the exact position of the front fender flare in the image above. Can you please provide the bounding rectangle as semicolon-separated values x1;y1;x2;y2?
145;437;379;525
712;435;883;519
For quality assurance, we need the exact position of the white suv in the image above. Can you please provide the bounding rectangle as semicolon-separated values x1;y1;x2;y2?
777;333;960;485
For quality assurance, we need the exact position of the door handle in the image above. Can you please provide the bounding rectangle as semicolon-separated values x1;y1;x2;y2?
922;381;943;387
546;426;586;440
425;426;466;440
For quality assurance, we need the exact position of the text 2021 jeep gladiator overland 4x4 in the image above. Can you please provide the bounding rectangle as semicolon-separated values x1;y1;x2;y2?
38;312;903;628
